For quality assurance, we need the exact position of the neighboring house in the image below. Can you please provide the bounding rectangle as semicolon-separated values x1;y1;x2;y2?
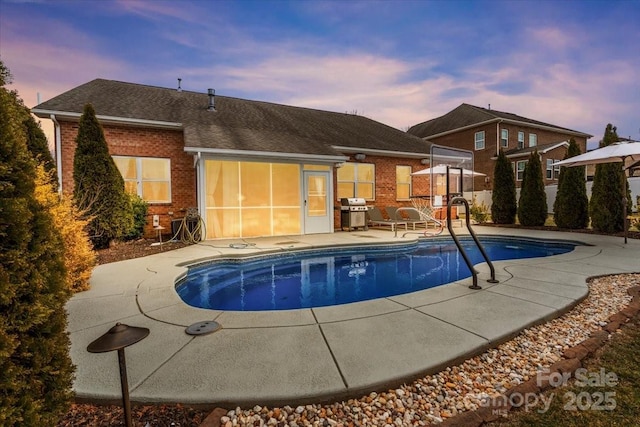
407;103;592;189
32;79;433;239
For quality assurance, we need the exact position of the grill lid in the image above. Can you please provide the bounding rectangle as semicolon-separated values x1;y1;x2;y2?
341;197;366;206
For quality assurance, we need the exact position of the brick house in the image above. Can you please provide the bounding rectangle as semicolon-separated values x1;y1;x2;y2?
407;104;592;189
32;79;434;239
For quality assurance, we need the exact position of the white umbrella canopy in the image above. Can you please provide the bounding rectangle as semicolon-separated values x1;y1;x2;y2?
553;141;640;167
553;141;640;244
411;165;486;176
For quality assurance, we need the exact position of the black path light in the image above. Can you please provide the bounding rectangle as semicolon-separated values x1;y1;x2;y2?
87;323;150;427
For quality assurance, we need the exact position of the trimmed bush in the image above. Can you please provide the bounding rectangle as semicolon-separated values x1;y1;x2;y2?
491;149;517;224
589;124;629;233
0;67;74;425
517;150;548;226
123;193;148;241
73;104;133;248
35;165;96;292
554;138;589;229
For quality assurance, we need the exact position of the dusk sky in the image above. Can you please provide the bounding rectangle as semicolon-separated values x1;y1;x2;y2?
1;0;639;148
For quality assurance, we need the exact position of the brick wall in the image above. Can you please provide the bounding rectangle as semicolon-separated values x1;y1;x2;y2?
429;124;588;188
332;154;434;227
58;121;196;237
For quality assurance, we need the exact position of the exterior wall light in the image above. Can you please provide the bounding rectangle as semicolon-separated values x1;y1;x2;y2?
354;153;366;161
420;158;429;165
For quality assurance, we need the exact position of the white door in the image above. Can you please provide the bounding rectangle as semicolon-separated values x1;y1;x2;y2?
303;171;332;234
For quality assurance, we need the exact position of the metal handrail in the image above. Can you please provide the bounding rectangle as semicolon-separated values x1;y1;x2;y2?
447;196;499;289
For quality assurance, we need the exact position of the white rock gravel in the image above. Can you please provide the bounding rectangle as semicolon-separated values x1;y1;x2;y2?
223;273;639;426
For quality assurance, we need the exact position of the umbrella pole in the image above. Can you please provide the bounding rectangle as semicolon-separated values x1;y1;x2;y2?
622;161;627;244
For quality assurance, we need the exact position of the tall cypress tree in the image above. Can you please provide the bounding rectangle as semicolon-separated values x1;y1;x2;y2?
491;149;517;224
589;124;628;233
517;150;548;226
73;104;132;248
0;64;74;425
554;138;589;229
24;114;57;188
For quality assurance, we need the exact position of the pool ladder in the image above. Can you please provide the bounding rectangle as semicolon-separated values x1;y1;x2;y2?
447;196;499;290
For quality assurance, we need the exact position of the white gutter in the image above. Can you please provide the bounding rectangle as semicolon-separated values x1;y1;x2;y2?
184;146;348;164
425;118;592;140
32;109;182;129
331;145;429;159
500;141;570;159
50;114;63;194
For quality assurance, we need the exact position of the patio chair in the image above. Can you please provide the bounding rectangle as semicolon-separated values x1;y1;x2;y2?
385;206;427;230
368;207;407;231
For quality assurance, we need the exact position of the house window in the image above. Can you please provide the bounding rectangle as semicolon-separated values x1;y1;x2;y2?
501;129;509;148
546;159;560;180
529;133;537;147
396;165;412;200
113;156;171;203
516;160;527;181
337;162;375;200
517;131;525;149
474;131;485;150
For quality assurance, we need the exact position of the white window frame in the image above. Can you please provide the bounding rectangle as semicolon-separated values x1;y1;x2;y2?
546;159;554;179
474;131;485;150
516;160;527;181
337;162;376;201
500;129;509;148
529;133;537;147
396;165;412;201
113;155;171;203
517;131;525;149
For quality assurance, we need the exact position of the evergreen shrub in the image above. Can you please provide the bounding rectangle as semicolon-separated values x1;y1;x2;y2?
517;150;548;226
0;69;74;425
553;138;589;229
491;149;517;224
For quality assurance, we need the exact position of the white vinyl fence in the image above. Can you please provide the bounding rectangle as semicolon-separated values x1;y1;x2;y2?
470;176;640;214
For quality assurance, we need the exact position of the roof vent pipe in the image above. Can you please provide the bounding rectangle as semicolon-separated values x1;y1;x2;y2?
207;88;216;112
177;78;182;92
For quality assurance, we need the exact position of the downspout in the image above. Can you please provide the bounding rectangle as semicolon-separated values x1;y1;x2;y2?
50;114;63;194
496;119;503;154
194;152;205;237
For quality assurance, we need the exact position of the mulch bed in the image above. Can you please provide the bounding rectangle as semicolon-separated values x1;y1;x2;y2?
58;403;210;426
96;238;193;265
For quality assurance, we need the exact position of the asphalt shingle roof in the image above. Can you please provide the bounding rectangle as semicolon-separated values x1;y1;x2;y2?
503;141;569;158
34;79;430;157
407;103;591;139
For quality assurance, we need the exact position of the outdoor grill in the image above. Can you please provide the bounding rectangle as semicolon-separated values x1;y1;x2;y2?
340;198;369;231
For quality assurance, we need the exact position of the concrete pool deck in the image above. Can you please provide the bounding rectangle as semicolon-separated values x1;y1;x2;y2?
67;226;640;407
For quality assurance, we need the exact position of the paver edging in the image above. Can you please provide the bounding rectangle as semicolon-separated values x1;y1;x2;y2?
435;284;640;427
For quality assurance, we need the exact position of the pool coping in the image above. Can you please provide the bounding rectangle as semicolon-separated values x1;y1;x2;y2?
66;226;640;407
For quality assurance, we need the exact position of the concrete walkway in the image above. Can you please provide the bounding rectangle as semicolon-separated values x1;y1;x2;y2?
67;227;640;407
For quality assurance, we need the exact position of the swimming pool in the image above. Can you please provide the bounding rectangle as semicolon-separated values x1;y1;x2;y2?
176;237;577;311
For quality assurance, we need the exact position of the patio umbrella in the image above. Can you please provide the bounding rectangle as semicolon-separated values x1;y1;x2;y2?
554;141;640;243
411;165;486;176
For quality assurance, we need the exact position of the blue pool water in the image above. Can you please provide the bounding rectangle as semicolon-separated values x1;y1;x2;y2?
176;237;577;311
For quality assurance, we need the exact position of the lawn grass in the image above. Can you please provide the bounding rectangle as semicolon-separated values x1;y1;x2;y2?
493;315;640;426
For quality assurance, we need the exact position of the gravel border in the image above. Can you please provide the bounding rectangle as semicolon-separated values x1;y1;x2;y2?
201;273;640;427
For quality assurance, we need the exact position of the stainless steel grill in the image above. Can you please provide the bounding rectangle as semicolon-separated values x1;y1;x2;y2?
340;198;368;231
